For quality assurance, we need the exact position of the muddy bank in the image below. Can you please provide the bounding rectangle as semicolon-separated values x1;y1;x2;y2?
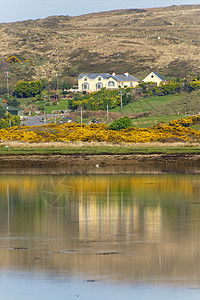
0;154;200;174
1;153;200;167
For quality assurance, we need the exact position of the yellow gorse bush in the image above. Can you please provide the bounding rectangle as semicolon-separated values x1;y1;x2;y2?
0;116;200;143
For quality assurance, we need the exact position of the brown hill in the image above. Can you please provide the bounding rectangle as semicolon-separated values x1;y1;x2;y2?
0;4;200;84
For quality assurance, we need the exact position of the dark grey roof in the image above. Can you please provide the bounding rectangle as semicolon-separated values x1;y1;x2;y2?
152;72;166;81
113;74;139;82
78;73;111;80
2;104;23;111
78;73;139;82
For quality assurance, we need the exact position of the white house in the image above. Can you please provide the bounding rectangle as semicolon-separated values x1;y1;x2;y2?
78;72;139;92
142;72;166;85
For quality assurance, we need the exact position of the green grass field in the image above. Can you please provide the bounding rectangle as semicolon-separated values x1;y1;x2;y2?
0;144;200;155
17;98;69;114
131;115;186;128
111;94;185;115
46;99;69;114
110;92;200;128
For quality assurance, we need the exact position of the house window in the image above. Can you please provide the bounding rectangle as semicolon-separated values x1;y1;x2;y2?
96;83;103;90
151;75;154;78
130;82;133;87
84;77;88;81
82;83;89;90
98;77;101;81
121;82;124;87
108;81;115;87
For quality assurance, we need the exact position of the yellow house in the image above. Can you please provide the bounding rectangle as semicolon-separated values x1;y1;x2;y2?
78;72;139;92
142;72;166;86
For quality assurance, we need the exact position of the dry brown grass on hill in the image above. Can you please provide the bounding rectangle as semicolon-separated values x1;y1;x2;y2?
0;141;199;149
0;5;199;80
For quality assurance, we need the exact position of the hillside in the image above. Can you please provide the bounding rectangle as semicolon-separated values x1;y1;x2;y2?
149;90;200;116
0;4;200;85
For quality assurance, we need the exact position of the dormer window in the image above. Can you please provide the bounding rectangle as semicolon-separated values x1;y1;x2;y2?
98;77;101;81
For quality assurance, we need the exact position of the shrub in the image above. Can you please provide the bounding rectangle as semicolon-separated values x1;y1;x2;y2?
109;117;133;131
6;56;21;64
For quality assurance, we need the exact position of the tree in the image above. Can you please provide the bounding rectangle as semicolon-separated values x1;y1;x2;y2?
109;117;133;131
14;80;42;98
7;98;20;107
0;106;5;119
0;113;20;128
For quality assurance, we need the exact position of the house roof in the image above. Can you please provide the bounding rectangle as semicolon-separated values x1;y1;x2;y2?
2;104;23;112
113;74;139;82
78;73;111;80
78;73;139;82
149;72;166;81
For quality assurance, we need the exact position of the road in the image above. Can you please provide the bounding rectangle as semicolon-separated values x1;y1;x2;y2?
22;114;54;126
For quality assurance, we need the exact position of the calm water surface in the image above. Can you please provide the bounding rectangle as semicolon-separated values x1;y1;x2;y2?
0;169;200;299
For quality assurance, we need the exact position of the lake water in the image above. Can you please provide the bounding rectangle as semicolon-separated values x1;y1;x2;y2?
0;169;200;299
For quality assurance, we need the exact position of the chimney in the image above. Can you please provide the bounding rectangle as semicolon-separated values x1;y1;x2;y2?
112;72;116;76
124;72;129;76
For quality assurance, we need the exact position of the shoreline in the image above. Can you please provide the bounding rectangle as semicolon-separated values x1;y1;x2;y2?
0;141;200;172
0;153;200;167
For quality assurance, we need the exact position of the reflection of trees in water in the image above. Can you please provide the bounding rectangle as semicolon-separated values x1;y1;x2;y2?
0;174;199;200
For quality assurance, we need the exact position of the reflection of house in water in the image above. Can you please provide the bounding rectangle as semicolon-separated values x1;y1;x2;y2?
78;186;162;242
144;207;162;240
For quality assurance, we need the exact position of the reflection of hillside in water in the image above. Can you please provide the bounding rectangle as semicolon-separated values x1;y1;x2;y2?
0;174;200;284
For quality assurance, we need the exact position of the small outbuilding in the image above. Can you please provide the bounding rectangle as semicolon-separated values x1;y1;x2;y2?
142;72;166;86
4;105;24;117
50;95;59;105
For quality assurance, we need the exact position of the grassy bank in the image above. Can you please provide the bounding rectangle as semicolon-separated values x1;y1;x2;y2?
111;94;185;115
0;141;200;155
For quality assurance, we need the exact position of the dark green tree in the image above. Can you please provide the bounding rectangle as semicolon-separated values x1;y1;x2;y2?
109;117;133;131
7;98;20;107
14;80;42;98
0;106;5;119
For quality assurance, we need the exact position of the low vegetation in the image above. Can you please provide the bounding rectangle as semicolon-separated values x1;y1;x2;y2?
0;142;200;155
0;115;199;143
0;108;21;129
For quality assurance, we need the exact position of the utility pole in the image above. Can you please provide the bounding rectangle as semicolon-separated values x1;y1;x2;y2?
81;106;83;125
107;104;109;123
5;71;10;101
120;90;123;117
44;96;47;124
56;73;59;91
